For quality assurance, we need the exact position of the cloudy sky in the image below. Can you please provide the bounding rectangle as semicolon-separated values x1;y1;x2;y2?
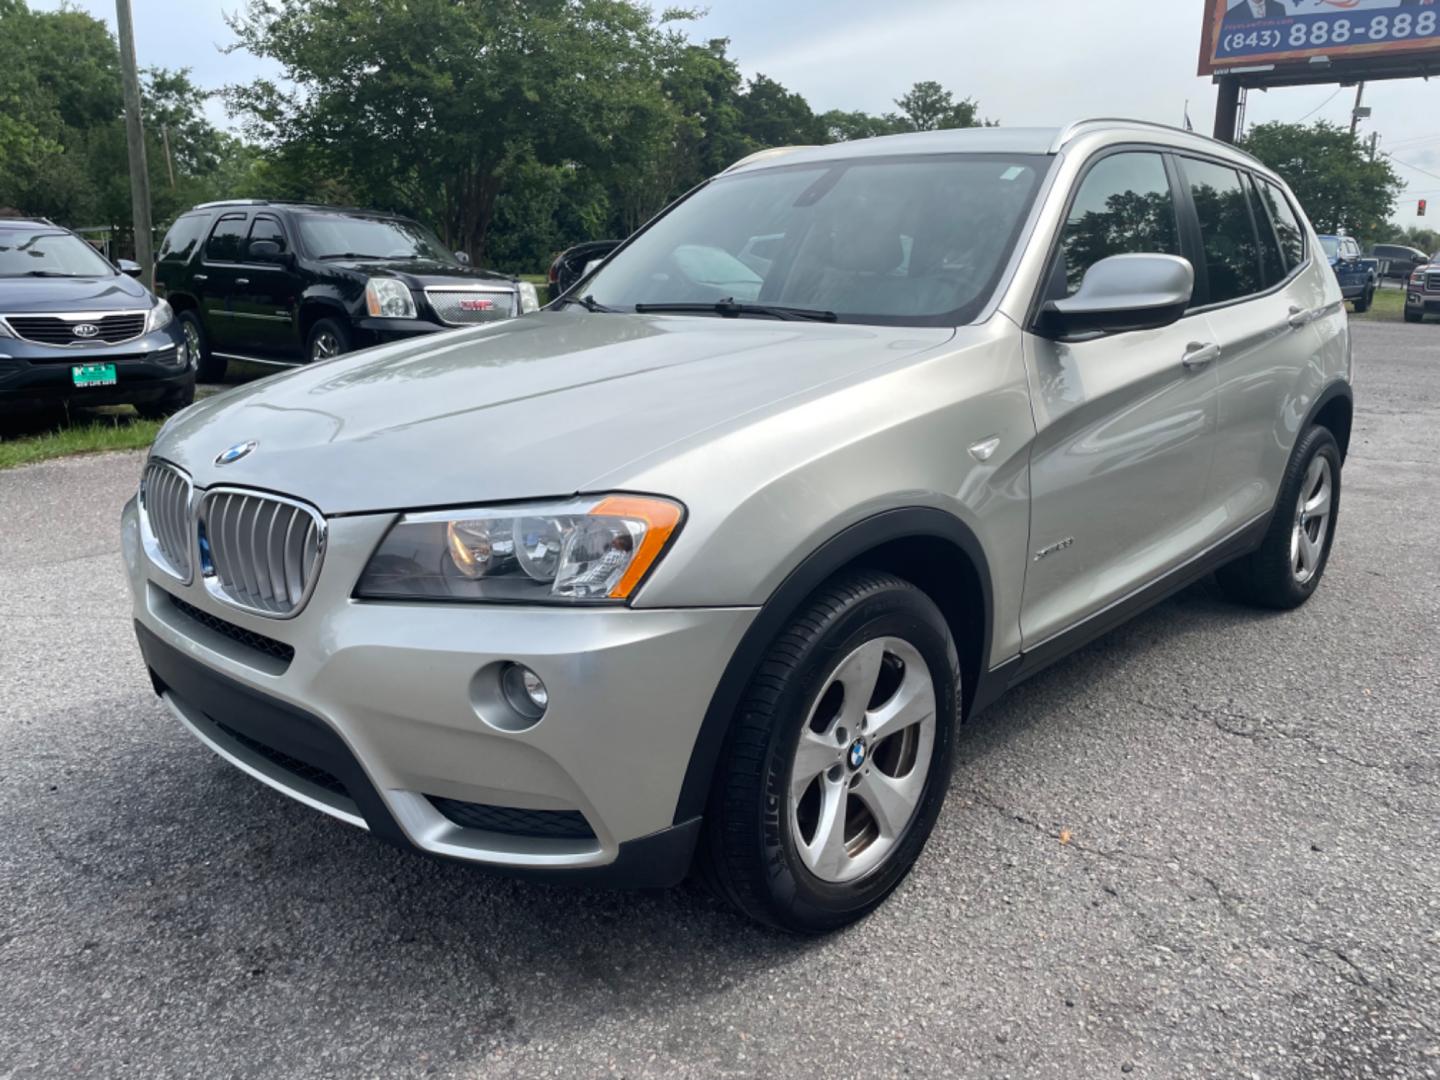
32;0;1440;229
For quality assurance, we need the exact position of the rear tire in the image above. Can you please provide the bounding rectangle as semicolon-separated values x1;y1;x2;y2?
182;311;224;382
695;570;960;933
1352;287;1373;314
1217;424;1341;610
306;317;351;364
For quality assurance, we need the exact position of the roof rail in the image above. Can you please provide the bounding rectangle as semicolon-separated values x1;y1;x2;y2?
1050;118;1265;166
723;146;818;173
193;199;271;209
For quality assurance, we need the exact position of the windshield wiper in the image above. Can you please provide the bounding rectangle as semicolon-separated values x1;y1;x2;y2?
318;252;395;261
558;294;618;313
15;270;85;278
633;298;837;322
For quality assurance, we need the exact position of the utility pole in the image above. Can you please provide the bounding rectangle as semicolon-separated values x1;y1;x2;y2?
1349;81;1366;136
161;125;176;189
1368;132;1379;162
115;0;153;286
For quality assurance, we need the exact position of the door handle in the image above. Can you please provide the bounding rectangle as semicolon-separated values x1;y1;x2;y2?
234;278;250;286
1182;342;1220;370
193;273;208;282
1287;305;1313;329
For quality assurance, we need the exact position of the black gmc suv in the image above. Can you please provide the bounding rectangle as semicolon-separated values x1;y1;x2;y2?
154;201;538;381
1;217;192;417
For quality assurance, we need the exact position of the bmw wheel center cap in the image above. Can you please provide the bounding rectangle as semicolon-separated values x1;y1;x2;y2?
848;738;868;770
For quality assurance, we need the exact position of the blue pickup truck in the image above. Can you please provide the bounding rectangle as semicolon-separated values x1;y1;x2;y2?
1318;234;1378;313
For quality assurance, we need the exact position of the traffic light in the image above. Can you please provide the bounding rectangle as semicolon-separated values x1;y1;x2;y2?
1421;199;1429;218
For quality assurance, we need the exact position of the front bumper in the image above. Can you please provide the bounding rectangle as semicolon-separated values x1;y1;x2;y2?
121;496;755;886
0;326;191;411
1405;291;1440;315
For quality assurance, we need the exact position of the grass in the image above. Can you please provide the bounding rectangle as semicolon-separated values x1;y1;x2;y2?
1351;284;1406;322
0;411;161;471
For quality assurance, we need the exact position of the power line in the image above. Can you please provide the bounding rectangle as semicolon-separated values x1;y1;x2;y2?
1295;87;1343;123
1383;153;1440;185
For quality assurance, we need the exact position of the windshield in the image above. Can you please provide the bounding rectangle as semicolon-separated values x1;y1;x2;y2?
0;229;118;278
1319;236;1341;259
583;154;1049;326
297;214;458;264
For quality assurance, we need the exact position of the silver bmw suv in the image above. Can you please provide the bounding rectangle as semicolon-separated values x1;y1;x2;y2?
122;120;1351;932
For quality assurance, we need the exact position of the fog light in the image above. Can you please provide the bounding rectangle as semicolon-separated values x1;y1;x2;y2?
501;663;548;720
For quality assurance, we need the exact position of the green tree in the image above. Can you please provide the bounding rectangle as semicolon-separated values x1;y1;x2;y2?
737;74;827;149
226;0;678;263
1241;121;1402;244
894;80;984;132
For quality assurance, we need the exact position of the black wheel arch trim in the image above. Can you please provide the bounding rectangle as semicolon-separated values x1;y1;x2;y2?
672;506;996;825
1303;379;1354;460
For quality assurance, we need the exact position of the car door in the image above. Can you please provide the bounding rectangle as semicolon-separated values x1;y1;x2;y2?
1019;149;1221;647
1198;169;1330;527
230;214;303;361
197;213;248;350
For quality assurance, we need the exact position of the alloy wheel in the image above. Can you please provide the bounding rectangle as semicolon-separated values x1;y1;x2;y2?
788;636;937;884
1291;455;1333;584
182;320;201;367
311;330;341;362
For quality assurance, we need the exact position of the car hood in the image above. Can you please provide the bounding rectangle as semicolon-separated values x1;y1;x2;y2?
326;259;516;290
156;312;956;514
0;274;152;313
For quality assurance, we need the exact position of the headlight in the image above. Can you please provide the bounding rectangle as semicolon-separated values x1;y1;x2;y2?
146;299;174;333
356;494;684;604
518;281;540;314
365;278;417;319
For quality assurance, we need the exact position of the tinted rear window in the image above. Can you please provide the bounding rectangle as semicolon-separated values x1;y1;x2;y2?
158;214;210;263
1183;158;1263;304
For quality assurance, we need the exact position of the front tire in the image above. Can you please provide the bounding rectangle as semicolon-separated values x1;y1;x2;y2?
306;317;351;364
181;311;224;382
1405;307;1423;324
1217;424;1341;610
697;571;960;933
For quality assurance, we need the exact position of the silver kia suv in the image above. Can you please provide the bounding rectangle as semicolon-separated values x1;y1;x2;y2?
122;119;1351;933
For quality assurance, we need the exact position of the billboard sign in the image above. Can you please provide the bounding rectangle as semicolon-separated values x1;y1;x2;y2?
1200;0;1440;75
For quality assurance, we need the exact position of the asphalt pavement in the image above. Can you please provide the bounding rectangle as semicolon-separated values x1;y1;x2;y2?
2;320;1437;1079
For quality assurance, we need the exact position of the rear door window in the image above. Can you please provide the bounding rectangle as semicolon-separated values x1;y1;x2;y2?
158;214;210;264
1243;175;1288;288
204;214;248;263
1181;158;1263;304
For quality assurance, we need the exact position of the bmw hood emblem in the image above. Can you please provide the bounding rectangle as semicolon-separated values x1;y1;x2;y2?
215;440;258;466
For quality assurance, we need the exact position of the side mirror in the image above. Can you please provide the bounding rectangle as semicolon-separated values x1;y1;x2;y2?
117;259;142;278
454;251;471;265
1041;253;1194;338
248;240;287;264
